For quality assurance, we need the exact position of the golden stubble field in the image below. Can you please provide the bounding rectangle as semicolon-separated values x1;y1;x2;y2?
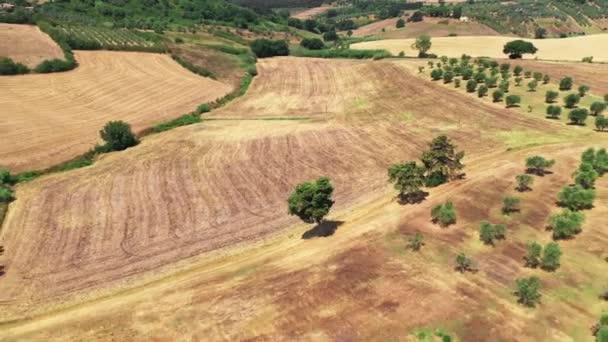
351;17;500;39
0;24;64;67
0;57;607;341
352;34;608;62
0;50;232;172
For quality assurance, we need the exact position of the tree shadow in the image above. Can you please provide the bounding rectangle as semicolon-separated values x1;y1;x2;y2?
525;169;553;177
397;191;429;205
302;220;344;239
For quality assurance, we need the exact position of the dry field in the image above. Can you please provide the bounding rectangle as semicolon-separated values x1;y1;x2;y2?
0;24;64;67
352;34;608;62
0;50;232;172
351;17;499;39
291;5;335;20
1;57;607;341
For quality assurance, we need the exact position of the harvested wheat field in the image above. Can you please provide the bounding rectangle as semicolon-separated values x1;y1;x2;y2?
352;34;608;62
291;5;335;20
0;50;232;172
0;24;64;67
351;17;499;39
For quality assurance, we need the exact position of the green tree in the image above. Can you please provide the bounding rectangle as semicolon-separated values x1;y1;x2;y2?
527;80;538;92
546;105;562;119
388;162;426;203
543;74;550;84
533;72;543;82
524;241;542;268
568;108;589;125
431;68;443;81
514;76;523;86
549;209;584;239
454;78;461;88
503;40;538;59
474;71;487;84
421;135;465;181
250;39;289;58
502;195;521;214
524;71;532;78
431;201;457;227
466;79;477;93
545;90;559;103
492;89;504;103
300;38;324;50
500;80;510;93
515;276;541;307
396;18;405;28
578;85;590;97
541;242;562;271
322;30;338;42
526;156;555;175
407;232;424;251
591;102;607;116
287;177;335;224
559;77;573;91
478;84;488;97
412;35;432;57
479;221;506;245
513;65;523;76
516;174;534;191
500;63;510;73
597;115;608;131
443;70;454;83
505;95;521;108
100;121;138;151
485;76;498;88
558;185;595;210
564;93;580;108
455;252;475;273
573;162;599;189
461;68;473;80
0;57;29;75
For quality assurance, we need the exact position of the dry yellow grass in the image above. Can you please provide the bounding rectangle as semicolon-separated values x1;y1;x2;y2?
351;17;499;39
291;5;335;20
352;34;608;62
0;50;232;172
0;24;64;67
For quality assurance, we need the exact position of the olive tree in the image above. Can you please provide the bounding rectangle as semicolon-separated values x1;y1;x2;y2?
546;105;562;119
100;121;139;151
516;174;534;191
503;40;538;59
492;89;504;102
578;85;590;97
564;93;580;108
524;241;542;268
559;77;573;91
287;177;335;225
549;209;584;240
568;108;589;125
505;95;521;108
412;35;432;57
502;195;521;214
541;242;562;271
515;276;542;307
545;90;559;103
431;201;457;227
526;156;555;175
597;115;608;131
558;185;595;210
388;162;426;203
591;102;607;116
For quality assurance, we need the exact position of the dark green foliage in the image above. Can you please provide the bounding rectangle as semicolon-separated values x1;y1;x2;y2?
421;136;465;181
568;108;589;125
443;71;454;83
505;95;521;107
499;80;510;93
513;65;523;76
0;186;14;202
99;121;139;152
300;38;324;50
431;201;457;227
527;80;538;92
514;76;523;86
0;57;29;75
407;232;424;251
502;195;521;214
287;177;334;224
466;79;477;93
542;74;550;84
292;48;390;59
597;115;608;131
412;35;432;57
573;162;599;189
479;221;507;245
485;76;498;88
388;162;426;202
559;77;573;90
541;242;562;271
546;105;562;119
396;18;405;28
430;68;443;81
558;185;595;210
454;78;461;88
409;11;424;22
492;89;504;102
500;63;510;73
533;72;543;82
524;71;532;78
153;113;201;133
461;68;473;80
322;30;338;42
0;168;16;186
591;102;607;116
581;148;608;175
455;252;475;273
549;209;584;239
578;85;590;97
251;39;289;58
503;40;537;59
515;277;541;307
516;174;534;191
524;242;542;268
598;326;608;342
526;156;555;175
477;84;488;97
545;90;559;103
564;93;581;108
474;71;486;84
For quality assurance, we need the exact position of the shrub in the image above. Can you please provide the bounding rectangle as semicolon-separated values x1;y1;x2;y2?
407;232;424;251
545;90;559;103
250;39;289;58
388;162;426;202
300;38;325;50
431;201;457;227
526;156;555;175
513;65;523;76
574;162;599;189
559;77;573;90
443;71;454;83
153;113;201;133
0;186;14;202
533;72;543;82
174;37;184;44
524;71;532;78
514;76;523;86
502;195;521;214
322;30;338;42
492;89;504;102
485;76;498;88
455;252;475;273
0;168;16;186
500;63;510;73
479;221;507;245
466;79;477;93
99;121;139;151
578;85;590;97
568;108;589;125
549;209;584;239
582;56;593;63
454;78;461;88
591;102;607;116
505;95;521;108
558;185;595;211
34;59;73;73
516;174;534;191
287;177;334;224
515;276;542;307
431;68;443;81
542;74;550;84
527;80;538;92
396;18;405;28
582;148;608;175
546;105;562;119
541;242;562;271
564;93;580;108
474;71;486;83
461;68;473;80
597;115;608;131
0;57;29;75
499;80;510;93
524;242;542;268
503;40;538;59
477;84;488;97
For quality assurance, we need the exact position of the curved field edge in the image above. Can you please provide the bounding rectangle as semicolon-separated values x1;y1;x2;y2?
0;24;64;68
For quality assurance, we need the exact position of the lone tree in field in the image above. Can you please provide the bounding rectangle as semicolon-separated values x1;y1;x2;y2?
412;35;432;57
526;156;555;176
549;209;584;240
388;162;426;203
540;242;562;271
100;121;139;151
559;77;573;91
524;241;542;268
546;105;562;119
503;40;537;59
431;201;457;227
421;135;465;182
288;177;334;225
516;174;534;191
515;276;542;307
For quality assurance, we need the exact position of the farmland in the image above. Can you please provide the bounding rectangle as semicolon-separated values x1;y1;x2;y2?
350;17;500;39
0;51;232;172
0;24;63;67
352;34;608;62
